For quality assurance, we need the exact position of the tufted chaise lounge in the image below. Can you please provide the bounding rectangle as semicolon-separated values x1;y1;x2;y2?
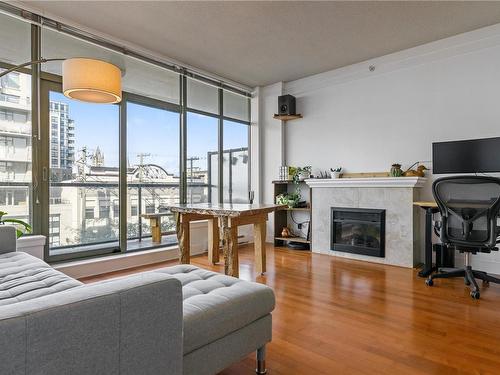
0;226;275;375
156;265;275;375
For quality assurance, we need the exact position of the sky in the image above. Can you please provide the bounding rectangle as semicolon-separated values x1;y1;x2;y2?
50;92;248;177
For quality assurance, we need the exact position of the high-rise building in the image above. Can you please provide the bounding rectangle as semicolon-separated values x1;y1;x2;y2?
0;71;31;182
49;100;75;179
0;71;32;221
0;70;76;230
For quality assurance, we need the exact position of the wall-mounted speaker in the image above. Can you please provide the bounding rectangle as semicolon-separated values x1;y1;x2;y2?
278;95;296;116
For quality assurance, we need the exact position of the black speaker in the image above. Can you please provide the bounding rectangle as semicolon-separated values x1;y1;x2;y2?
278;95;296;116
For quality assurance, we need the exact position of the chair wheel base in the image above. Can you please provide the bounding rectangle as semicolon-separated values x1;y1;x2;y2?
425;278;434;286
256;362;267;375
470;290;480;299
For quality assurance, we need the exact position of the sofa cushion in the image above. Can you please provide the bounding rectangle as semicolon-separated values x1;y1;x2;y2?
0;252;82;306
154;265;275;355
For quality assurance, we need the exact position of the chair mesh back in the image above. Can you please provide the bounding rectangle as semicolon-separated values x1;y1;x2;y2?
433;177;500;244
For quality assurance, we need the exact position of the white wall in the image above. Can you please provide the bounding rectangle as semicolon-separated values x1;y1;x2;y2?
260;82;284;241
259;22;500;273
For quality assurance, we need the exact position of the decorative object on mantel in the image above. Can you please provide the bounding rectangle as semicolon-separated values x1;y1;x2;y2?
330;167;342;179
403;162;428;177
389;163;404;177
316;170;332;179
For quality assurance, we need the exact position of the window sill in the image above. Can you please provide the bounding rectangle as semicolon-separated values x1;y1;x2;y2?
53;245;182;279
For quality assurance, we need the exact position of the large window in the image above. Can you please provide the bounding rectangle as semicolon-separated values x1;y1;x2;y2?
127;101;179;247
0;9;251;261
187;112;218;203
48;91;119;256
223;120;249;203
0;12;32;229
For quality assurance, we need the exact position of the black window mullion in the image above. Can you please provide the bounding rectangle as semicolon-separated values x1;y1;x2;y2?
218;88;223;204
118;93;127;252
180;74;187;204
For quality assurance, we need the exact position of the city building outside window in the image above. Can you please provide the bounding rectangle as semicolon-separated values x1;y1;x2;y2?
85;208;95;220
0;72;20;90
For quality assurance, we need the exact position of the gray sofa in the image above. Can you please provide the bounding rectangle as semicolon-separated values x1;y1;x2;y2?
0;226;275;375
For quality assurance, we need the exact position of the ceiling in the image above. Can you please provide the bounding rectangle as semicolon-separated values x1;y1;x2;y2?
20;1;500;87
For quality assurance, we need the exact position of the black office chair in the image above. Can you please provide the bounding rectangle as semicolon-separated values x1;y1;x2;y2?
426;176;500;299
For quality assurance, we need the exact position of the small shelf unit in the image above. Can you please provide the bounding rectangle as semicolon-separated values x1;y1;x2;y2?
273;180;312;248
274;236;310;244
278;207;311;212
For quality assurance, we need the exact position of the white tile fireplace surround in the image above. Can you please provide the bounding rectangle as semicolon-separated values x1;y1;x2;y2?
306;177;426;268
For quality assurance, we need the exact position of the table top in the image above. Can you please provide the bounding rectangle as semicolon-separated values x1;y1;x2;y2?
413;201;438;208
414;200;494;209
160;203;286;217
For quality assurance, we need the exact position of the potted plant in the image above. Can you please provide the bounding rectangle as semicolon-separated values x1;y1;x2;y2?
286;192;301;208
276;193;289;206
330;167;342;179
0;211;32;238
293;166;312;183
0;211;46;259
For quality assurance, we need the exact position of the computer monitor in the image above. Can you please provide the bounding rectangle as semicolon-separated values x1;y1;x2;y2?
432;137;500;174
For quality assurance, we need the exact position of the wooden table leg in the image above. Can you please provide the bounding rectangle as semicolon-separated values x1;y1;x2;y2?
150;217;162;244
221;216;239;277
176;213;190;264
208;217;220;264
254;218;267;274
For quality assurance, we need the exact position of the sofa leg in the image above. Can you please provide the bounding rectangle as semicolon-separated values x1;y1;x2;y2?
256;345;267;374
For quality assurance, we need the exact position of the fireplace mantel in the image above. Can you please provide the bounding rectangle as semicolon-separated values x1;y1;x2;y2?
305;177;427;189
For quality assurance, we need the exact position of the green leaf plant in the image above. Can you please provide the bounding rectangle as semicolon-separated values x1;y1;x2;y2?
0;211;32;238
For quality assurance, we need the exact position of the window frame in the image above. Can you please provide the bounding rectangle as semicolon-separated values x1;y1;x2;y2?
0;17;251;263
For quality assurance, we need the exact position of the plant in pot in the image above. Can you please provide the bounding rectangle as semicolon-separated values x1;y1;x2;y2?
0;211;32;238
276;192;301;208
276;193;289;206
330;167;342;179
293;166;312;183
286;192;301;208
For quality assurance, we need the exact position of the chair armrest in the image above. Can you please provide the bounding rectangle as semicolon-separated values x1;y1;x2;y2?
0;225;17;254
0;272;183;375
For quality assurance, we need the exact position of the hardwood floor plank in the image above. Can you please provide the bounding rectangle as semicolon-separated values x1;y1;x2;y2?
81;245;500;375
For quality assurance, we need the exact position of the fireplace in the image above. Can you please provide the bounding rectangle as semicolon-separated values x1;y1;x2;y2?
330;207;385;258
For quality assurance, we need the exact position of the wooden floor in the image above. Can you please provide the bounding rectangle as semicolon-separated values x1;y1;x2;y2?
83;245;500;375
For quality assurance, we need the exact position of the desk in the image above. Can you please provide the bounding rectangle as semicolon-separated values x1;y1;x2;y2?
414;201;439;277
162;203;285;277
